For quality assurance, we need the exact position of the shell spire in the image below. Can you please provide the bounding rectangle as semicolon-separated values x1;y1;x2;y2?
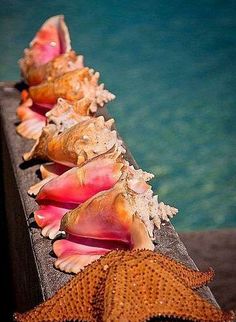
80;74;116;108
23;116;126;166
45;98;92;132
119;166;178;237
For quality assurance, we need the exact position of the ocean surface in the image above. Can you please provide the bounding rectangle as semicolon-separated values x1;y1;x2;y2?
0;0;235;231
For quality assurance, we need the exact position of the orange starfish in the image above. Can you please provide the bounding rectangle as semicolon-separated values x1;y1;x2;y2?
14;250;234;322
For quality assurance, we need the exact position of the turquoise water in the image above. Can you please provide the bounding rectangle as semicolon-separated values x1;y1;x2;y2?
0;0;235;231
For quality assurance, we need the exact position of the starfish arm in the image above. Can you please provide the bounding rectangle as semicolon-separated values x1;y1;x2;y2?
103;253;234;322
14;252;125;322
154;251;215;289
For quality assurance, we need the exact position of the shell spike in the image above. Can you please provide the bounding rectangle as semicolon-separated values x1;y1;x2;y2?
105;118;114;128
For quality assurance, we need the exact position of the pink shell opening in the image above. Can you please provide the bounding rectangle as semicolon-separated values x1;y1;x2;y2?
37;158;123;204
28;15;71;66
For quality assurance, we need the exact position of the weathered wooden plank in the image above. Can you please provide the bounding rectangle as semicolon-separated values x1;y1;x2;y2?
1;137;43;312
0;81;218;315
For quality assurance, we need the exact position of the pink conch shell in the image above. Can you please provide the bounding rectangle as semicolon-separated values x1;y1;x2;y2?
53;182;154;273
24;51;84;86
37;157;124;204
28;162;69;196
19;15;71;82
29;67;115;105
34;155;124;239
59;181;151;242
16;97;50;139
53;175;178;273
23;116;125;166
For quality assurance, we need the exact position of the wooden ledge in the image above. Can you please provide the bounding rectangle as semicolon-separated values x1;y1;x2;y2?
0;82;218;314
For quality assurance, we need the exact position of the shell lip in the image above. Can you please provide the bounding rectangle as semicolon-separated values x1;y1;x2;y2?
64;233;130;251
36;199;76;209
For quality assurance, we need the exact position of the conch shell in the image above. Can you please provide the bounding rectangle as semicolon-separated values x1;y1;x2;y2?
29;67;115;105
53;183;154;273
53;178;177;273
19;15;71;83
34;154;124;239
23;116;125;166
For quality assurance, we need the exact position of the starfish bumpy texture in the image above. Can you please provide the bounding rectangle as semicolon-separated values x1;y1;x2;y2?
14;250;234;322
